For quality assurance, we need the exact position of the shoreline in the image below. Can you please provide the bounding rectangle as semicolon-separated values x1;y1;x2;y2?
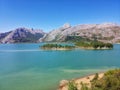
58;72;104;90
41;47;112;50
41;47;74;50
76;46;113;50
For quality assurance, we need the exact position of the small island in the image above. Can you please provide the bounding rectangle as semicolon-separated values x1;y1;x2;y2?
40;41;113;50
75;41;113;49
40;44;75;50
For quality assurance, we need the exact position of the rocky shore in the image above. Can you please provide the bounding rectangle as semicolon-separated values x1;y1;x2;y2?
58;73;104;90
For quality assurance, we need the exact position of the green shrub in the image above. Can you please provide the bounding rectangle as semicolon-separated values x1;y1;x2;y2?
91;69;120;90
68;81;78;90
80;69;120;90
81;82;89;90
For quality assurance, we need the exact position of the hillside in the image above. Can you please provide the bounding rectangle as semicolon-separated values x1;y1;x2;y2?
42;23;120;43
0;28;46;43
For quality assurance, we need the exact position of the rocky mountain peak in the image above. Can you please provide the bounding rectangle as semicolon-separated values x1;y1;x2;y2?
14;27;45;34
62;23;71;29
0;27;46;43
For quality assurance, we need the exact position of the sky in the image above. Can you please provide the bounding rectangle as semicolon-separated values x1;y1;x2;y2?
0;0;120;32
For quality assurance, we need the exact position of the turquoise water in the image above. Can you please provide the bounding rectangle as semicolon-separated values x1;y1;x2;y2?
0;43;120;90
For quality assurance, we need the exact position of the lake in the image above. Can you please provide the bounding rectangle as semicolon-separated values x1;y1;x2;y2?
0;43;120;90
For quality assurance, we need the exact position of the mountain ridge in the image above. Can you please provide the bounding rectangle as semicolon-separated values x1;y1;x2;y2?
42;23;120;43
0;23;120;44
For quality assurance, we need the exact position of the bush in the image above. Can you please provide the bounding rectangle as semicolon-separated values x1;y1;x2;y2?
68;81;78;90
81;82;89;90
75;41;113;49
91;69;120;90
67;69;120;90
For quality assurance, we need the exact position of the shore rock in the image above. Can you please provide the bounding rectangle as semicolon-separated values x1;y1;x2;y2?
58;80;69;90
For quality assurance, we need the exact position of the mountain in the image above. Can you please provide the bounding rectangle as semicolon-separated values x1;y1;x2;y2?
0;28;46;43
42;23;120;43
1;23;120;44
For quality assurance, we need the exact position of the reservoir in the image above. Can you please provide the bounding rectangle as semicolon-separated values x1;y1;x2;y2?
0;44;120;90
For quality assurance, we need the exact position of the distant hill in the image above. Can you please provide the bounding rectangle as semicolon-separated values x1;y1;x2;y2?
42;23;120;43
0;28;46;43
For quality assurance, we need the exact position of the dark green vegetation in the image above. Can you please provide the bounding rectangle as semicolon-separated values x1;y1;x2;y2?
81;82;89;90
65;36;113;49
40;44;75;49
68;81;78;90
91;69;120;90
65;36;91;42
40;41;113;50
75;41;113;49
68;69;120;90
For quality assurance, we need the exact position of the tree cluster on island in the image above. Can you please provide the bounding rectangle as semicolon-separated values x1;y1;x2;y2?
40;44;75;50
75;41;113;49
